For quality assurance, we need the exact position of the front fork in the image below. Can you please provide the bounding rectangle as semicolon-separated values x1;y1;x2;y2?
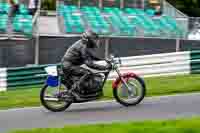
115;68;133;93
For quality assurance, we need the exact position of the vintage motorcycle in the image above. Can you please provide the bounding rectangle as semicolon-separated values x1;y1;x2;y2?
40;55;146;112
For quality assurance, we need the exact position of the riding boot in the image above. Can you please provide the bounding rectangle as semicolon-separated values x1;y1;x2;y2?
64;82;81;99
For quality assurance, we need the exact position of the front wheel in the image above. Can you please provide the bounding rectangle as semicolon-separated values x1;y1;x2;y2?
113;75;146;106
40;84;72;112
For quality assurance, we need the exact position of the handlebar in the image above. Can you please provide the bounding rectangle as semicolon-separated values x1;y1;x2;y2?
104;55;122;65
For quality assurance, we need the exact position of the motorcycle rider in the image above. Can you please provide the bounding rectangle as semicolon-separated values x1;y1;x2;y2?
61;30;111;98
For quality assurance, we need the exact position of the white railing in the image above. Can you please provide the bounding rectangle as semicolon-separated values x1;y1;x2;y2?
106;51;191;78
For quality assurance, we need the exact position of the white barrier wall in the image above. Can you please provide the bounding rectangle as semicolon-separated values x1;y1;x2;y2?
0;68;7;91
108;51;191;78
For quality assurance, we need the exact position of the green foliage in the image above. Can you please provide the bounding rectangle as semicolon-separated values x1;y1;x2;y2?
167;0;200;16
41;0;56;10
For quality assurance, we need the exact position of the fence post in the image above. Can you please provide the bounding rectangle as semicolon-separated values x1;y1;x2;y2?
78;0;81;8
120;0;124;9
176;38;180;52
34;0;41;65
142;0;145;9
99;0;102;8
105;38;110;58
34;33;39;65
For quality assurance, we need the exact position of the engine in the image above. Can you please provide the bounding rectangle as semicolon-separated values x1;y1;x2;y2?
82;74;104;95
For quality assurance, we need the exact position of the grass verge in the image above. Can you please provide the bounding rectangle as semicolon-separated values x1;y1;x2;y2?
1;74;200;109
11;117;200;133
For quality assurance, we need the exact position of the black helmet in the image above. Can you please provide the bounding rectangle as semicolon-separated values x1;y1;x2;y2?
82;30;99;48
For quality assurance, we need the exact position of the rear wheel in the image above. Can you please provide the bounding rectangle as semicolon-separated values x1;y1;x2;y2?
113;75;146;106
40;83;72;112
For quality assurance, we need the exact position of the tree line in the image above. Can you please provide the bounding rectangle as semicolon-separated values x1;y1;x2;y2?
167;0;200;17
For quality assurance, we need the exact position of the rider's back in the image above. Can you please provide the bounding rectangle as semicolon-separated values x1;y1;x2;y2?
62;40;86;68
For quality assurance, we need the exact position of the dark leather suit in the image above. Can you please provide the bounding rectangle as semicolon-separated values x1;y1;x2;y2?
61;39;108;86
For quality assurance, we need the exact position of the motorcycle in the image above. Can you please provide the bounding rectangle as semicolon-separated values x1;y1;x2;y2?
40;55;146;112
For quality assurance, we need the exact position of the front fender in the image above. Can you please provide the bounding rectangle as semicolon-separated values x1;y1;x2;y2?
112;72;137;89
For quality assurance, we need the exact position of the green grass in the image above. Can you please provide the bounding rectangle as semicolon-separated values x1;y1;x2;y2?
1;74;200;110
11;117;200;133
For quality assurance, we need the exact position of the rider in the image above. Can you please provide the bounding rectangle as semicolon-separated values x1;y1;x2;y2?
61;30;111;98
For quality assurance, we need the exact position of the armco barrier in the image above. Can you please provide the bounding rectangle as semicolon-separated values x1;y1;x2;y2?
1;51;200;91
6;65;48;90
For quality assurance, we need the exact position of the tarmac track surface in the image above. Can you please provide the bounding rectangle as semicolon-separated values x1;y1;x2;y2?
0;93;200;133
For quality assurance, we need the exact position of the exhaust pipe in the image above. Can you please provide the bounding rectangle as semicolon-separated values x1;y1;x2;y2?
44;97;59;102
